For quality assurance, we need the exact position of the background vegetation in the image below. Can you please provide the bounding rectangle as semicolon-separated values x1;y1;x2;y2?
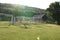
46;2;60;25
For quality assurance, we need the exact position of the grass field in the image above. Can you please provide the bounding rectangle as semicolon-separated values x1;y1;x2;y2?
0;21;60;40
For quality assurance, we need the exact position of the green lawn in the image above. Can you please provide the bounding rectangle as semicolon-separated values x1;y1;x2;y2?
0;21;60;40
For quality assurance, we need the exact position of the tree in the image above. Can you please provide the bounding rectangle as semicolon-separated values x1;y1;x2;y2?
46;2;60;25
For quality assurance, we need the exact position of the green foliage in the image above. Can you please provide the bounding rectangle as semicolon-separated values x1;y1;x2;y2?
46;2;60;25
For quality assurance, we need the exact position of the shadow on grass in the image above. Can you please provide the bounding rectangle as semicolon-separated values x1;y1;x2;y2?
0;27;8;28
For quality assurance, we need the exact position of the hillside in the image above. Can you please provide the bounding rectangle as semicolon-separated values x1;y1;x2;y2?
0;3;45;17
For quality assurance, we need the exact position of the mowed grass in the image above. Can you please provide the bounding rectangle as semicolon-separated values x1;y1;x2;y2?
0;21;60;40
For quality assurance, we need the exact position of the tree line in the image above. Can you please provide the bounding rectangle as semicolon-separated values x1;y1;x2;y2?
0;3;45;21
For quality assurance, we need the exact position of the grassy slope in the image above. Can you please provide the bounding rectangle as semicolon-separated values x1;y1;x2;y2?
0;22;60;40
